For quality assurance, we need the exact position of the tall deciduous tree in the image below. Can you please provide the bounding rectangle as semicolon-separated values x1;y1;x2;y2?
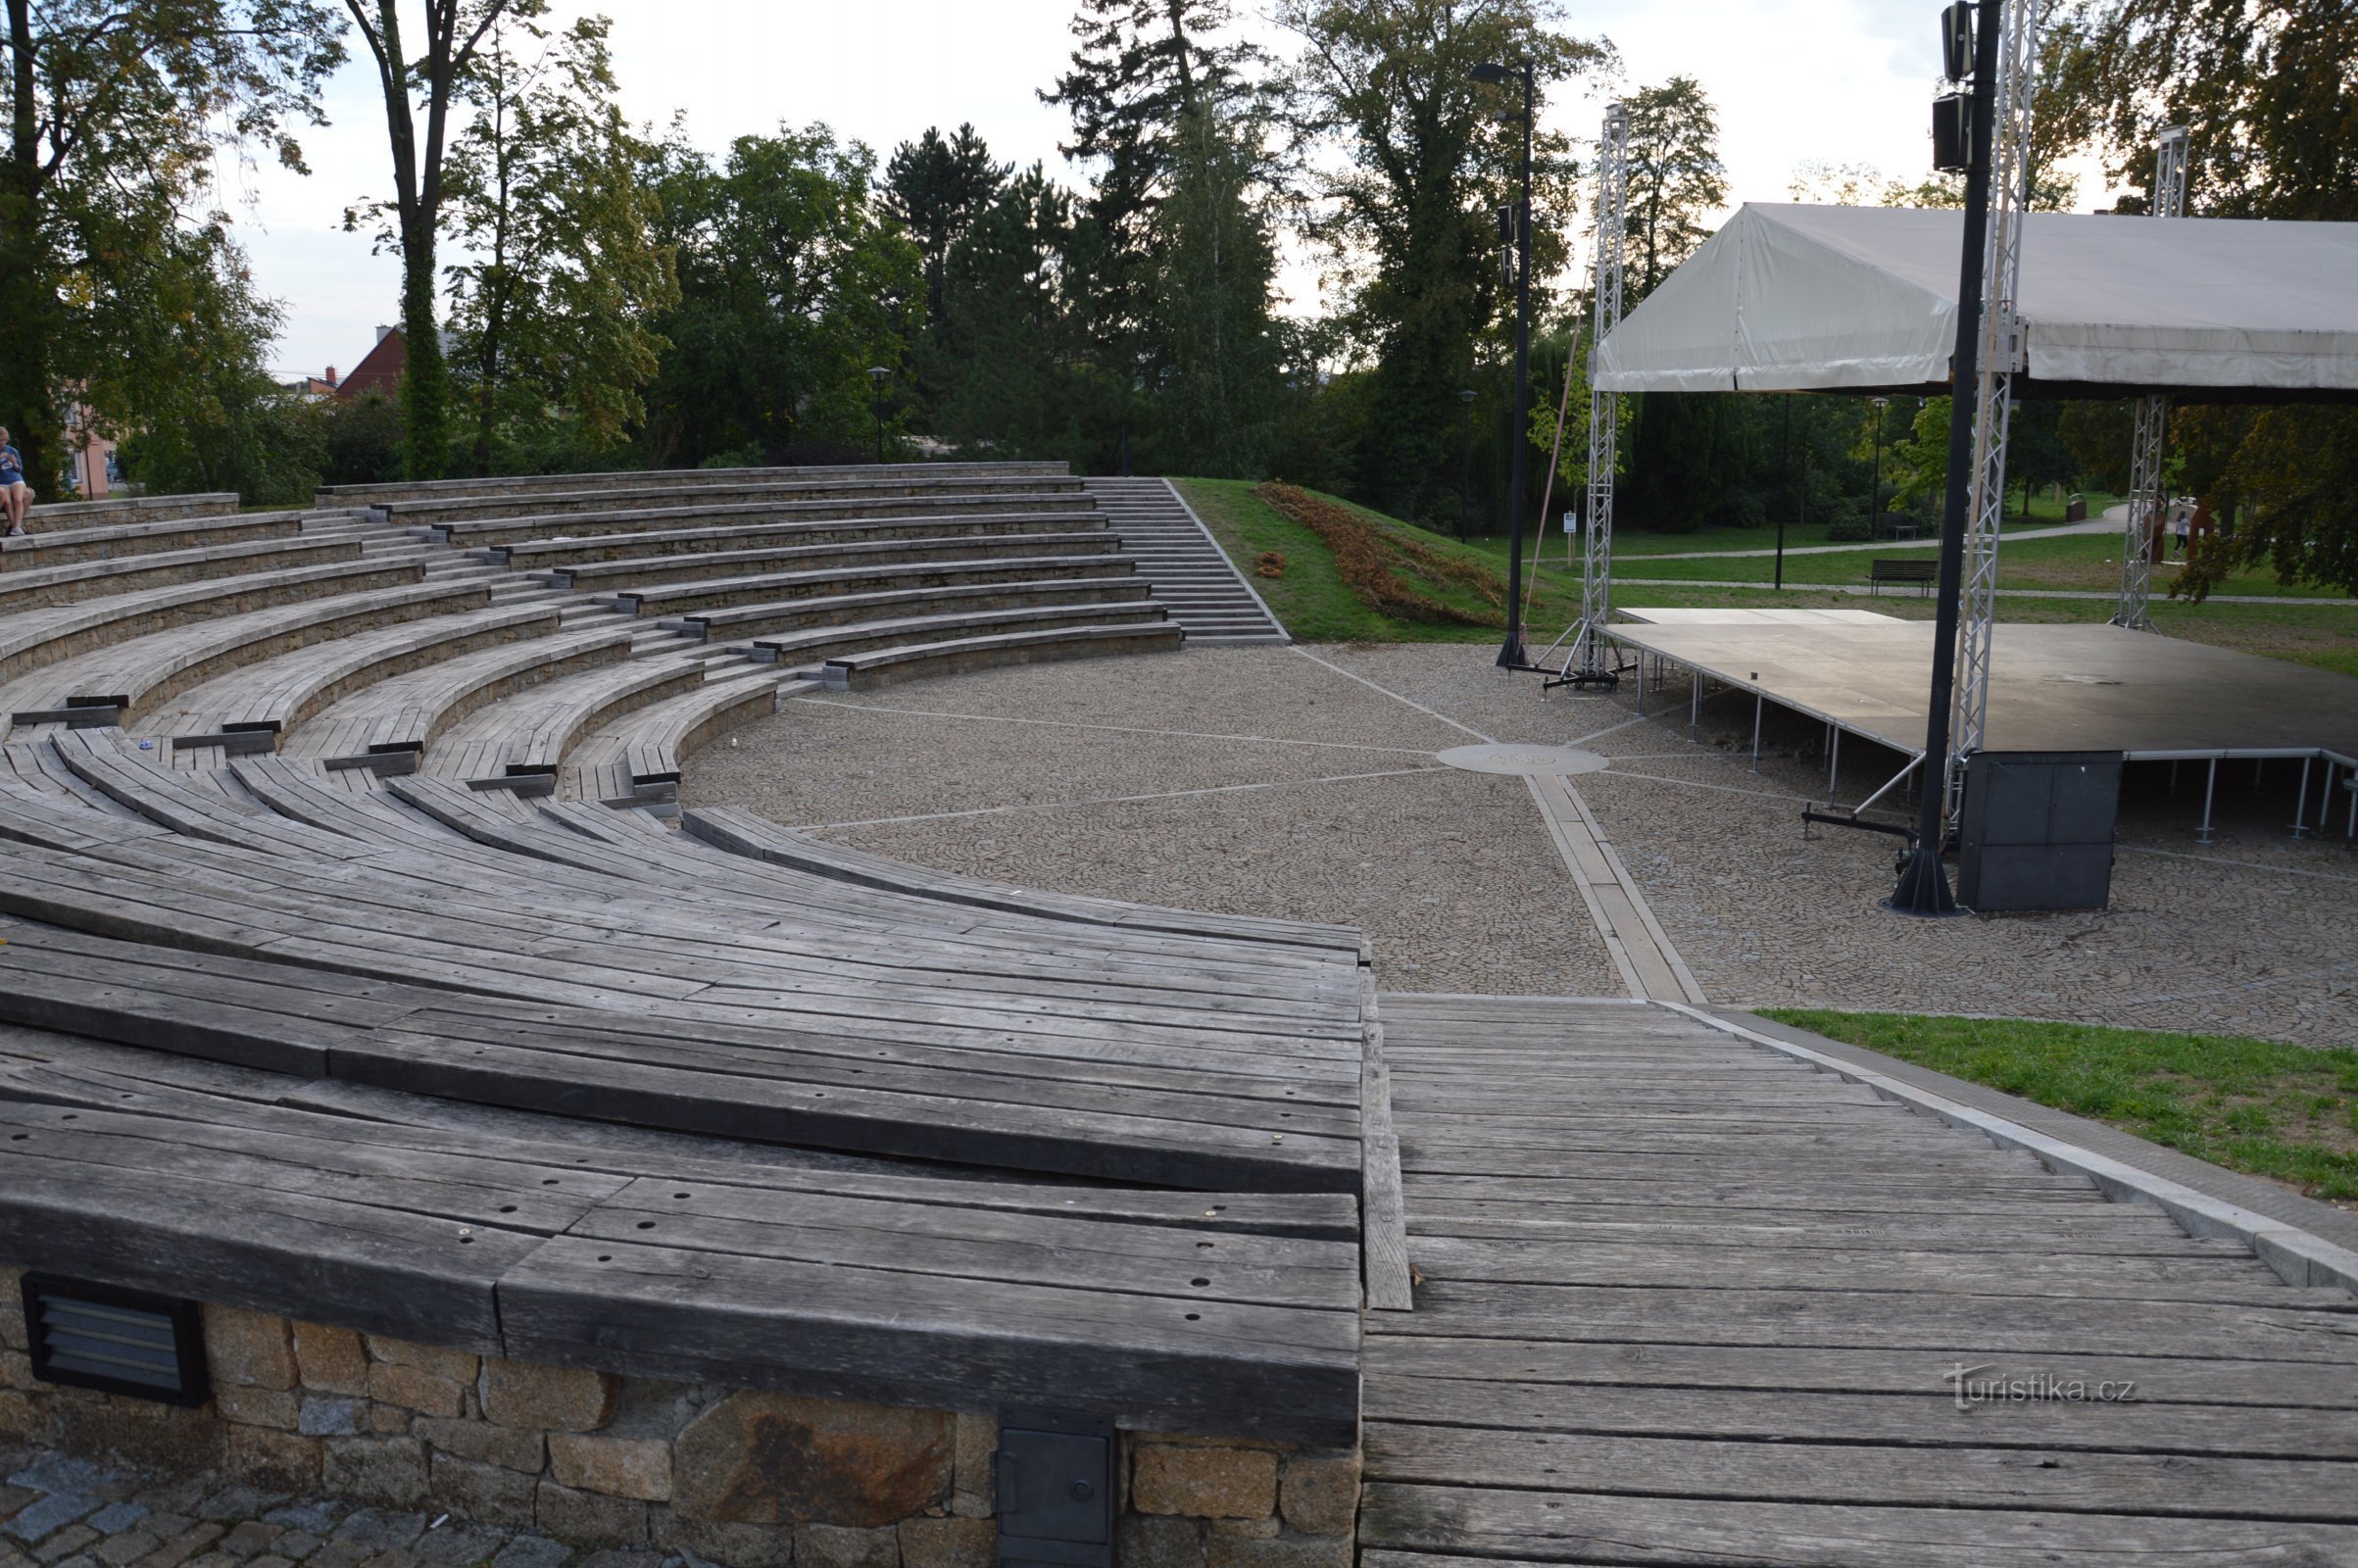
640;125;919;467
0;1;342;488
1277;0;1610;520
441;12;676;474
1620;75;1725;304
2044;0;2358;596
344;0;535;480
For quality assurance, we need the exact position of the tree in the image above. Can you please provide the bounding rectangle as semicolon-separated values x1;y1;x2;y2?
2042;0;2358;596
1620;76;1726;304
884;123;1008;327
1277;0;1610;519
1144;103;1287;476
440;12;676;474
640;125;920;467
343;0;537;480
1042;0;1274;368
0;1;342;488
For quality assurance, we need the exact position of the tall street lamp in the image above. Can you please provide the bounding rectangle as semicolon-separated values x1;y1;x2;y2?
1869;395;1891;537
1473;59;1534;669
1457;387;1477;539
866;366;891;464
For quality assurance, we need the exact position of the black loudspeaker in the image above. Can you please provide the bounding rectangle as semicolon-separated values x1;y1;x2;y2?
1940;2;1976;80
1933;92;1973;173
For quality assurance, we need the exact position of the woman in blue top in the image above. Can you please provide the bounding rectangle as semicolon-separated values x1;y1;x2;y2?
0;427;28;536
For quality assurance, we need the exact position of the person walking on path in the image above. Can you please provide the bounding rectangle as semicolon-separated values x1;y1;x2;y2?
0;428;31;536
2172;498;2192;559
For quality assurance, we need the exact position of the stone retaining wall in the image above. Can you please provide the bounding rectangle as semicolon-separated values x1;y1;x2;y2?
0;1275;1357;1568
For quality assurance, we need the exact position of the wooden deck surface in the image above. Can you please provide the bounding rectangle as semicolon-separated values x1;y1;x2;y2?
1360;993;2358;1568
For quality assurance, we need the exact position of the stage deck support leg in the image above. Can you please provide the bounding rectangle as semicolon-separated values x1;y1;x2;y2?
2197;757;2219;846
1828;726;1841;796
2291;758;2311;839
1751;694;1764;772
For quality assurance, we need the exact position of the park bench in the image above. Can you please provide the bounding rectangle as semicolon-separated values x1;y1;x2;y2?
613;553;1140;618
1;573;470;726
484;507;1100;567
0;534;362;613
748;600;1171;673
0;559;428;686
819;619;1185;690
279;623;635;769
317;458;1070;509
1869;557;1939;595
564;668;805;808
0;510;308;570
422;649;713;790
142;603;560;753
378;471;1089;527
676;574;1155;641
547;529;1119;593
430;487;1099;548
24;492;239;529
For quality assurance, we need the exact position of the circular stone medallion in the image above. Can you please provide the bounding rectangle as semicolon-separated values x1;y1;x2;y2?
1436;744;1609;777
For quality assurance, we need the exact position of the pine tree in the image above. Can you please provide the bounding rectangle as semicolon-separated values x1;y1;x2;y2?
884;125;1010;326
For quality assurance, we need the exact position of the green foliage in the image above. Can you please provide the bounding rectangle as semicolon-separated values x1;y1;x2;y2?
1621;76;1727;303
440;12;678;476
640;124;921;467
1761;1008;2358;1201
0;0;344;487
883;124;1009;328
323;392;405;485
1276;0;1612;521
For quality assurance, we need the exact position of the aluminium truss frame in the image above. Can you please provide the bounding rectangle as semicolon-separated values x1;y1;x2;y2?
1545;101;1632;687
2114;126;2189;632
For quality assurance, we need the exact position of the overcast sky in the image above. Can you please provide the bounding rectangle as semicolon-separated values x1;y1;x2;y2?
235;0;2078;383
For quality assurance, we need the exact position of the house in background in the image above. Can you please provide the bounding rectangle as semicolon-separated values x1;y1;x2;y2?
284;365;341;400
63;400;117;499
336;325;410;402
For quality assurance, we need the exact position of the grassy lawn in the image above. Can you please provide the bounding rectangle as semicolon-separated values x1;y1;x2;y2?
1761;1009;2358;1203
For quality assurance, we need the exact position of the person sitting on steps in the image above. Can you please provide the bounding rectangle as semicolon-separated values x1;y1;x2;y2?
0;428;31;536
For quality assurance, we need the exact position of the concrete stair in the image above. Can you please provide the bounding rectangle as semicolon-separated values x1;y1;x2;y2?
1082;477;1288;646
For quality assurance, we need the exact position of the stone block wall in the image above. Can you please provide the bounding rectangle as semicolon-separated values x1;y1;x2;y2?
0;1274;1357;1568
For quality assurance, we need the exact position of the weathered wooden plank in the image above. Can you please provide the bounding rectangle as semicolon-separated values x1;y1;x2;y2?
1365;1421;2358;1518
1361;987;1413;1311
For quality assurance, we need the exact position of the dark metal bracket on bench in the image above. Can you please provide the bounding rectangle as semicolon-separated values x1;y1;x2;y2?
323;743;422;775
996;1408;1116;1568
11;704;124;729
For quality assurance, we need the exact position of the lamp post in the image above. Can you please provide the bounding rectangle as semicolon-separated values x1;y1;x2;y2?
1869;396;1891;538
1473;58;1534;669
866;366;891;464
1457;388;1477;539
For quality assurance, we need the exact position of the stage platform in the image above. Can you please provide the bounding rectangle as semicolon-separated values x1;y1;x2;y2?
1617;607;1902;626
1606;619;2358;765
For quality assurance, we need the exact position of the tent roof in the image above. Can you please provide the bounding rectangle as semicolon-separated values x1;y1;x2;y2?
1592;203;2358;400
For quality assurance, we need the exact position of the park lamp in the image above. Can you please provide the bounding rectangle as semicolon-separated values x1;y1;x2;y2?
1471;61;1510;86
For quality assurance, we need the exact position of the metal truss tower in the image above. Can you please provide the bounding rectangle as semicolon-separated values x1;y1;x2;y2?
2113;126;2190;632
1567;102;1632;686
1944;0;2040;816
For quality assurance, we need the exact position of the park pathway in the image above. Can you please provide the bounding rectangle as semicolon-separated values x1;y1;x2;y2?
1358;993;2358;1568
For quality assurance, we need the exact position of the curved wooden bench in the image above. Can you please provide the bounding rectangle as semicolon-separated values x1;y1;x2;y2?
564;668;807;808
487;507;1099;567
0;534;364;612
0;559;431;687
1;573;475;726
279;622;635;768
443;489;1099;549
318;459;1070;510
678;574;1154;642
751;601;1171;673
821;620;1184;690
420;649;713;788
550;530;1118;593
384;471;1090;527
681;806;1367;958
131;602;560;751
0;509;310;570
0;1028;1357;1444
24;492;239;528
614;553;1140;618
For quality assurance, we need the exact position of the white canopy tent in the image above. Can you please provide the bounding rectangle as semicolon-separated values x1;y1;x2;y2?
1593;203;2358;401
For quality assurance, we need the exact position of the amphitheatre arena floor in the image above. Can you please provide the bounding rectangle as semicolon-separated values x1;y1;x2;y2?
684;641;2358;1048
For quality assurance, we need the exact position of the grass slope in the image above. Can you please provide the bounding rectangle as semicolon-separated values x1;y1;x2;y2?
1763;1009;2358;1203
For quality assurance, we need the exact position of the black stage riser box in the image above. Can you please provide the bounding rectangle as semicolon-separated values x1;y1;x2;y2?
1958;751;2123;912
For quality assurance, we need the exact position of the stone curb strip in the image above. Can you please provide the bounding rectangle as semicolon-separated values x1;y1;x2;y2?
1652;1000;2358;1298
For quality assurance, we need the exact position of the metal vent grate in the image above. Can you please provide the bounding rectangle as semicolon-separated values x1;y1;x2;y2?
21;1274;210;1407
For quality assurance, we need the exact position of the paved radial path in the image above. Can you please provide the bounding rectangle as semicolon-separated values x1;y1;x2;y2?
1358;993;2358;1568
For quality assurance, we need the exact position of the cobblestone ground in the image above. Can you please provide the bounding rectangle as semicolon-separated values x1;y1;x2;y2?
683;641;2357;1044
0;1451;664;1568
